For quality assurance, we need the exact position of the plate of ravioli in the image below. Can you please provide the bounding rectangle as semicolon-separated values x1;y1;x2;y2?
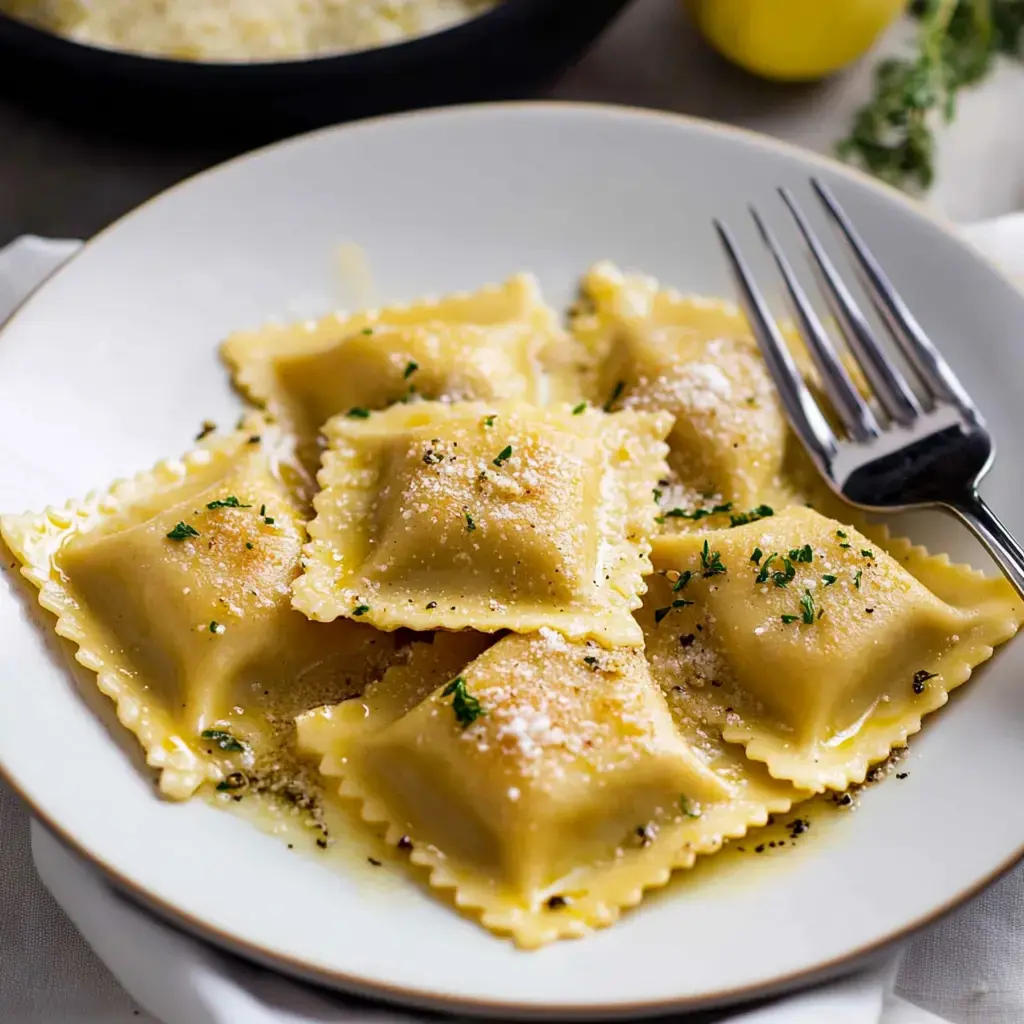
2;103;1024;1016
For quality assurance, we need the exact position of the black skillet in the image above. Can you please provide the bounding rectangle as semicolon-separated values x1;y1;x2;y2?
0;0;632;141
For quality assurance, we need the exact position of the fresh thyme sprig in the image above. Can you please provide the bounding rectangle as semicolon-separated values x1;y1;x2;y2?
839;0;1024;191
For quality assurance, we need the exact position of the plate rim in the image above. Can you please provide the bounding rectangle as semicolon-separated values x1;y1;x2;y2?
3;100;1024;1018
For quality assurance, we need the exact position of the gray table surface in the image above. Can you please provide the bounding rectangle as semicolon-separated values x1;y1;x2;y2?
1;0;1022;249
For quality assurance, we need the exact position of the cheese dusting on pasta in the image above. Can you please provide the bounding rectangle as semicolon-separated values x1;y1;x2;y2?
4;262;1019;947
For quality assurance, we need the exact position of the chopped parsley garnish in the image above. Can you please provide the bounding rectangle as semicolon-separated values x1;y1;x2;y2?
822;574;837;586
572;401;587;415
755;552;778;584
247;435;261;444
751;547;763;565
422;448;444;465
167;522;199;541
493;445;513;467
781;614;799;624
854;569;863;589
264;517;275;525
201;729;245;753
653;599;695;624
245;542;254;550
403;360;419;379
665;502;733;521
361;327;374;335
206;496;251;510
861;549;875;559
442;676;484;727
465;512;476;532
352;604;370;617
840;543;852;549
836;530;847;539
700;539;726;577
346;407;371;418
195;420;216;441
800;589;815;624
603;380;625;412
546;895;570;910
209;621;225;634
259;505;266;516
667;573;692;598
729;504;774;528
672;570;694;592
913;669;938;694
583;655;600;668
653;488;662;503
770;557;794;589
482;414;497;428
795;544;814;563
679;795;700;818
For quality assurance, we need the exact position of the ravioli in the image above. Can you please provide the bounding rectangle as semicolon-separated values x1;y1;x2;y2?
293;400;672;646
6;258;1019;949
572;262;805;521
641;506;1021;791
1;424;401;798
221;274;559;443
296;630;797;947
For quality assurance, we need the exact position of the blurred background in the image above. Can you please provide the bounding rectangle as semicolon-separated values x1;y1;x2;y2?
0;0;1021;245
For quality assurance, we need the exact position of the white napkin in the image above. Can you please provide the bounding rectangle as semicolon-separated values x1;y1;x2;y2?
1;226;1019;1024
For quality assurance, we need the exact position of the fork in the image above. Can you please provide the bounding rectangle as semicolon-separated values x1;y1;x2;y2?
714;178;1024;600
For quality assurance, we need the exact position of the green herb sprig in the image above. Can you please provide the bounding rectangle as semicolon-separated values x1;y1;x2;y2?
493;445;513;467
167;522;199;541
840;0;1024;191
700;540;726;577
443;676;485;727
663;502;733;522
206;496;251;510
729;505;774;528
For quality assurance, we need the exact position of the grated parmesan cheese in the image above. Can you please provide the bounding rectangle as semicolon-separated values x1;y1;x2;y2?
1;0;498;61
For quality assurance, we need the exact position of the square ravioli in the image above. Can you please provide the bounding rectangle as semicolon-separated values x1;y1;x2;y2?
293;400;673;646
571;261;802;519
1;424;401;798
296;630;797;947
640;506;1022;791
221;273;559;441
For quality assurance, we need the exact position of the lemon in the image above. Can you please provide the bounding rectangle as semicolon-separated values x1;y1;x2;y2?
686;0;906;82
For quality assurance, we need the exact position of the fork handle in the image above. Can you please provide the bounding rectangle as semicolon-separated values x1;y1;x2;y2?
948;493;1024;600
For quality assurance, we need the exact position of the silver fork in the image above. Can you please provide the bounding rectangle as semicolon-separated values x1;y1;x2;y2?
714;178;1024;600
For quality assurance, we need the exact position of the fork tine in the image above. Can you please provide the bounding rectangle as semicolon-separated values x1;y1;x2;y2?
748;205;881;444
713;219;838;468
778;187;922;428
810;177;981;421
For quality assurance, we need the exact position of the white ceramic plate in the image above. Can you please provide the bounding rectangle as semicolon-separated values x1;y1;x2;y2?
2;103;1024;1018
